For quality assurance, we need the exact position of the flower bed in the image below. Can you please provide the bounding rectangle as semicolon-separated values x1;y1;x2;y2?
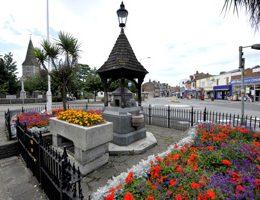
17;111;53;128
92;124;260;200
57;109;105;127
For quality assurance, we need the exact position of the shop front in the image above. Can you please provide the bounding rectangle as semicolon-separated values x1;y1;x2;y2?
213;85;232;100
231;76;260;102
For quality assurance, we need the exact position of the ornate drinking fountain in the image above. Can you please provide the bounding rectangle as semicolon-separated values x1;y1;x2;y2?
97;2;156;153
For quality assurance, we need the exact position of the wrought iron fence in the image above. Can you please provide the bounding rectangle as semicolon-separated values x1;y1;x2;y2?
142;105;260;131
5;104;260;141
16;119;84;200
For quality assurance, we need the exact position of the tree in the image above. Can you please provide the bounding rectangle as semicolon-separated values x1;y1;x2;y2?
0;52;19;94
33;31;81;110
84;68;102;101
223;0;260;30
24;69;48;94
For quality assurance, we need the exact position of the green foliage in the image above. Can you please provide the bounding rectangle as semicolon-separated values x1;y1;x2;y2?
84;68;102;100
223;0;260;30
0;52;19;94
34;31;81;110
24;69;48;94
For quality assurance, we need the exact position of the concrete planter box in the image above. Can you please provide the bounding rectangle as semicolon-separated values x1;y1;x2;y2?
50;118;113;175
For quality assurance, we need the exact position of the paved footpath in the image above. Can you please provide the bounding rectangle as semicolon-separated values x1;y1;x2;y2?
0;114;47;200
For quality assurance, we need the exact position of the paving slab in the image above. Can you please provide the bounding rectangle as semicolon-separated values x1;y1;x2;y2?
0;156;47;200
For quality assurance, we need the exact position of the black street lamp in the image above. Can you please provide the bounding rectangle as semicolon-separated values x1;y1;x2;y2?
238;44;260;120
117;2;128;28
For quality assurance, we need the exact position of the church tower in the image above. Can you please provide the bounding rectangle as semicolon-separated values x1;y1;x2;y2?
22;38;40;80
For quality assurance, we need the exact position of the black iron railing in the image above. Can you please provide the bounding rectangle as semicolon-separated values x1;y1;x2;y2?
142;105;260;131
16;119;84;200
5;104;260;141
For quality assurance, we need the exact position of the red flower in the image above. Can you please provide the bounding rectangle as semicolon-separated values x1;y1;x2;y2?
190;182;200;189
222;159;231;166
206;146;214;151
124;192;133;200
236;185;245;194
150;165;161;179
146;195;155;200
254;141;260;148
206;189;216;199
151;184;157;189
169;179;177;186
104;192;114;200
125;171;134;184
176;166;183;173
175;194;182;200
116;184;123;189
171;153;181;161
192;165;198;171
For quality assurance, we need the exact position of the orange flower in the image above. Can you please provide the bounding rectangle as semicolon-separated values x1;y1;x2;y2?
222;159;231;166
124;192;134;200
125;171;134;184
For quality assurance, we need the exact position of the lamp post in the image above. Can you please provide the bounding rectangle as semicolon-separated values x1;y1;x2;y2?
239;44;260;120
46;0;52;114
117;2;128;28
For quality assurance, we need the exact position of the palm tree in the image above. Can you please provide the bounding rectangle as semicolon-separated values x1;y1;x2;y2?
33;31;81;110
223;0;260;30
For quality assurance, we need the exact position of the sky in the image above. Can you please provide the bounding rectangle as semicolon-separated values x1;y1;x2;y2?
1;0;260;86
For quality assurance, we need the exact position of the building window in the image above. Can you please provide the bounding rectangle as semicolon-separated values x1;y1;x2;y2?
226;77;229;85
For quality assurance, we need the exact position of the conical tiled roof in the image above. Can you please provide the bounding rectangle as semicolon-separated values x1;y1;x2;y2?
97;29;148;77
22;39;37;66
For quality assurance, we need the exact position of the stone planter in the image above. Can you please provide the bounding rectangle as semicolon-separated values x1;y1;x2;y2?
49;118;113;175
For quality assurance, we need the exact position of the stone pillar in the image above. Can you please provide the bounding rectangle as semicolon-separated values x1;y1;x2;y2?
20;76;26;99
102;78;108;107
137;78;143;106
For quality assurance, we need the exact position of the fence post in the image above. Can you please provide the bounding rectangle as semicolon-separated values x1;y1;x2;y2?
148;104;152;125
38;132;43;188
22;106;24;113
191;107;194;127
167;105;171;128
203;107;207;122
86;103;88;110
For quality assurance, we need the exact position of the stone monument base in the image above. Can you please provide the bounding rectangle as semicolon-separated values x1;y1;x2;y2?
20;91;26;99
103;106;146;146
109;132;157;155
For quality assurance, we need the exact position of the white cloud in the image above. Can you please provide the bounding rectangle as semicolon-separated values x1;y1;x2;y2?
1;0;260;86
